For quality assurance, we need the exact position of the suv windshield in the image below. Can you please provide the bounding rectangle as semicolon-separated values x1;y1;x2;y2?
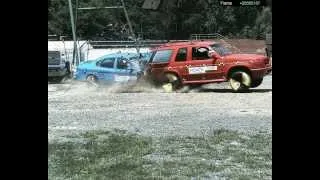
209;44;232;56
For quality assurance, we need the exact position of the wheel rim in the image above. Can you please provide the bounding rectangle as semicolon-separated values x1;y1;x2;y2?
166;74;178;82
230;78;241;90
162;74;180;92
87;76;95;82
86;76;98;87
229;71;251;91
241;72;251;87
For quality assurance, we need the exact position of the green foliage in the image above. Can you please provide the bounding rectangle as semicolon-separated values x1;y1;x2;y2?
253;7;272;39
48;129;271;179
48;0;272;40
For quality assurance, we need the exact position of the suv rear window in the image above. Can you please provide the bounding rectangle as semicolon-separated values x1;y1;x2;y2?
150;50;173;63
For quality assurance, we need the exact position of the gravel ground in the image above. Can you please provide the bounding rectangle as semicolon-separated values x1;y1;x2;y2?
48;75;272;142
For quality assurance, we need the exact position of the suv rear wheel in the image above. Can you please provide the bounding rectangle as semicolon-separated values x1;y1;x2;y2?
162;73;181;92
229;71;251;92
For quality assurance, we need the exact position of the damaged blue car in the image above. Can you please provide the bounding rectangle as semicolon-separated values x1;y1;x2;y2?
74;52;143;85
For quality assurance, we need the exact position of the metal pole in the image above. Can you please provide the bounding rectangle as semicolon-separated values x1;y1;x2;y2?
120;0;139;54
68;0;78;66
75;0;78;34
75;0;81;64
78;6;124;10
76;1;140;54
120;0;135;40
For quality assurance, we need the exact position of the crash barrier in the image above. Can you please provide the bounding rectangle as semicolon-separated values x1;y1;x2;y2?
191;34;270;56
190;33;225;40
49;37;268;61
87;48;150;60
89;34;227;48
88;40;189;49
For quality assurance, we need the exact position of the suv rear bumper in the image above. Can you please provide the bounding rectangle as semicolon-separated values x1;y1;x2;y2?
48;68;68;77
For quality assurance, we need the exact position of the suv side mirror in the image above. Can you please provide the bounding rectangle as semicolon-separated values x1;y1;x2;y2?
209;51;221;60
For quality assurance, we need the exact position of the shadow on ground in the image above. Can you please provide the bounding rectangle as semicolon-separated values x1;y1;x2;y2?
196;88;272;93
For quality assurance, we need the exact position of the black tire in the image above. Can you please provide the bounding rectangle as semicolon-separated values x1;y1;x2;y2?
162;73;182;92
65;61;71;74
229;71;251;92
251;78;263;88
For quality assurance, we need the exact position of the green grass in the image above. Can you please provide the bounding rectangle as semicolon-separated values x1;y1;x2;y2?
48;129;272;180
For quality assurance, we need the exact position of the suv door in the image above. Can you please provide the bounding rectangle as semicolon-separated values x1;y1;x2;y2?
185;46;222;81
179;46;211;82
170;47;190;82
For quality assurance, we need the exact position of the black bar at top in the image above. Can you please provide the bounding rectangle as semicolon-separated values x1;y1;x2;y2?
219;0;268;6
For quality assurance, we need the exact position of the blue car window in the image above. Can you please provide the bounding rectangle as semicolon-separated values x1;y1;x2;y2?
97;58;115;68
129;56;139;60
117;58;129;69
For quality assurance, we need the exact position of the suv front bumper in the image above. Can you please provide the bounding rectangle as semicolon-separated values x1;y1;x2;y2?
251;66;272;78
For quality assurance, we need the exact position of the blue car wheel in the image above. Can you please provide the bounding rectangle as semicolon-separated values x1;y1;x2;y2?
86;75;98;84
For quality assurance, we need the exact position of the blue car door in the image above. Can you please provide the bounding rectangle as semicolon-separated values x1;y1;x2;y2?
114;57;132;83
96;57;116;82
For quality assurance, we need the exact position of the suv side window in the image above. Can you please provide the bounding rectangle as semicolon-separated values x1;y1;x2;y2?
150;50;173;63
192;47;210;60
175;48;187;62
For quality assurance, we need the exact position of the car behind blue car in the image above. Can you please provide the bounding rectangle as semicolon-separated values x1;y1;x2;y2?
74;52;144;85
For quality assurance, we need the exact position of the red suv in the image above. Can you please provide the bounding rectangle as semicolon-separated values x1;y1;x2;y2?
145;40;272;92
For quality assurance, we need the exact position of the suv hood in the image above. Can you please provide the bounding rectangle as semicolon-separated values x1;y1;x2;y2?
224;54;266;61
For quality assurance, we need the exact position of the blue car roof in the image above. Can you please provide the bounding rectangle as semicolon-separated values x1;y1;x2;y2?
96;52;139;61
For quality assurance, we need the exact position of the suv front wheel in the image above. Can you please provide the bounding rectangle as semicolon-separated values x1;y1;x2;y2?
229;71;251;92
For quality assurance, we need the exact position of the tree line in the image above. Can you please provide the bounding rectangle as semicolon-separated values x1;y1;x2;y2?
48;0;272;40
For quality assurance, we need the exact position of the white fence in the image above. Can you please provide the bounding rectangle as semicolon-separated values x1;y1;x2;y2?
48;41;151;61
48;41;90;62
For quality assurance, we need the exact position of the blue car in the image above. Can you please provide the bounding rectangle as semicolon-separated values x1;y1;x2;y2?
138;52;152;69
74;52;143;85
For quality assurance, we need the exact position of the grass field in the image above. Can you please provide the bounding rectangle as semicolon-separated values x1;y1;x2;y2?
48;129;271;180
